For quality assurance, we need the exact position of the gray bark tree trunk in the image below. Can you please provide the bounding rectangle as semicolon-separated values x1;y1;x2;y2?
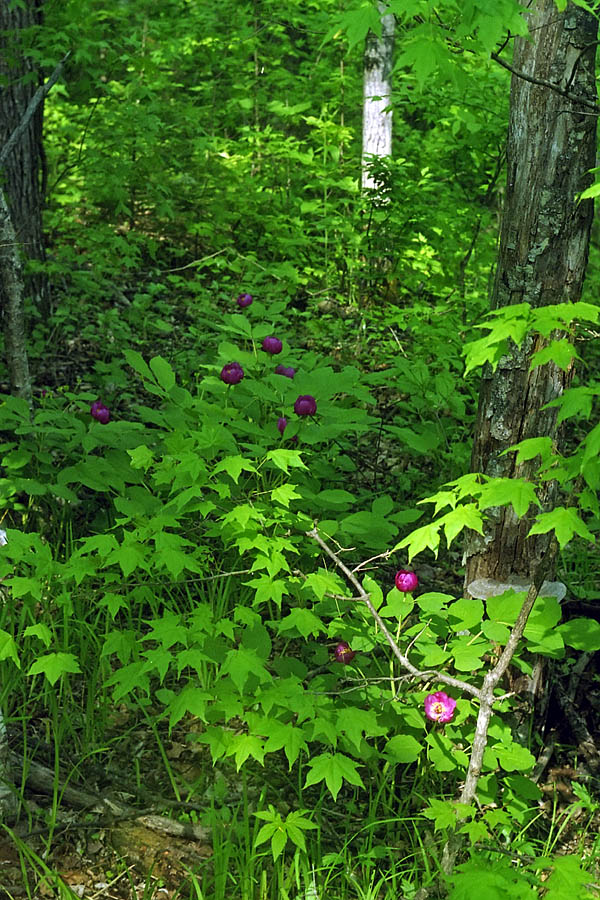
0;0;49;317
361;1;394;190
465;1;597;588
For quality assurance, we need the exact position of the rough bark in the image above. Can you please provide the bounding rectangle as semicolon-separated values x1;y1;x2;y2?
0;184;32;400
0;0;49;315
361;1;394;190
465;1;597;586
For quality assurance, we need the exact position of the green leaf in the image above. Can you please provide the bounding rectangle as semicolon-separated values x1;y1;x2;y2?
23;623;52;647
27;652;81;686
528;507;595;546
394;521;442;561
271;483;302;507
447;597;485;632
149;355;176;391
384;733;423;764
495;742;535;772
0;630;20;667
558;618;600;651
438;504;484;547
124;349;153;381
265;449;307;474
478;477;540;518
336;707;386;752
304;752;364;800
213;455;258;484
263;721;307;768
529;339;577;372
426;732;468;772
277;608;327;639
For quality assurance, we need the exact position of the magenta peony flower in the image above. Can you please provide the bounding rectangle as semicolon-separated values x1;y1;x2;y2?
277;416;287;435
334;641;356;664
262;336;283;355
90;400;110;424
294;395;317;416
236;293;253;308
424;691;457;724
274;364;296;379
395;570;418;593
220;362;244;385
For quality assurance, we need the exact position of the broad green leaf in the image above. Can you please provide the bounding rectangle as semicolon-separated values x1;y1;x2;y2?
277;608;327;639
426;732;468;772
336;707;386;752
304;752;364;800
0;630;20;667
213;455;258;484
529;339;577;372
528;506;595;546
506;437;554;465
384;733;423;764
24;623;52;647
478;477;540;518
263;721;307;768
495;742;535;772
164;685;211;727
438;503;484;547
394;521;441;561
447;597;485;632
149;355;176;391
265;449;307;473
558;618;600;651
27;652;81;686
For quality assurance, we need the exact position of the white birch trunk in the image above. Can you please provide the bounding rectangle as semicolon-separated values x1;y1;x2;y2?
361;2;395;191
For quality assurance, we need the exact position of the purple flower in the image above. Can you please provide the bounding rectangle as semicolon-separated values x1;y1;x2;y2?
294;395;317;416
90;401;110;424
236;293;253;308
277;417;287;435
395;570;418;593
334;641;356;664
275;364;296;379
220;362;244;385
424;691;457;724
262;336;283;355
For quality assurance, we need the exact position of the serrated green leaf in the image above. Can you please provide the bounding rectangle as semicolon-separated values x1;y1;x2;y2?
394;521;441;561
530;339;577;372
304;752;364;800
478;477;540;518
528;507;595;546
438;503;484;547
27;652;81;686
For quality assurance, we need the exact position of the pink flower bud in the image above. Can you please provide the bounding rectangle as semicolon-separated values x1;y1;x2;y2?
294;395;317;416
220;362;244;385
277;417;287;435
424;691;456;724
262;336;283;355
90;401;110;424
395;570;418;593
274;364;296;379
334;641;356;664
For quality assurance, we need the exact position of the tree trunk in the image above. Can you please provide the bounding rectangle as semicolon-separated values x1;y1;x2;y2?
361;1;394;190
0;0;49;317
465;1;597;588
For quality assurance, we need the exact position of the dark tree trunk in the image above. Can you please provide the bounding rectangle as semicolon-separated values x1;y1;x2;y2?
465;1;597;588
0;0;49;317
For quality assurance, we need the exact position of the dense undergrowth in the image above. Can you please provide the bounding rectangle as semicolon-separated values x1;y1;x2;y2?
1;1;600;898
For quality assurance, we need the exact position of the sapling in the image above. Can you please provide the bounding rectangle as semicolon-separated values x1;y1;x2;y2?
307;525;553;876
